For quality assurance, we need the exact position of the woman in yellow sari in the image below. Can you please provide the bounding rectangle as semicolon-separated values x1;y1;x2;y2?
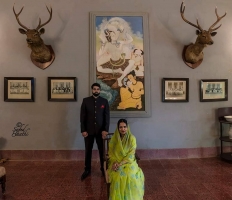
107;119;144;200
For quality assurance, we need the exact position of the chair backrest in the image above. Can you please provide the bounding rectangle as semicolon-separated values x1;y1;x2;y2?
217;107;232;120
103;133;114;161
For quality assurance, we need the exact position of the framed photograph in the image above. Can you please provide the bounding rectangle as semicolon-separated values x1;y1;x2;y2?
4;77;35;102
90;12;150;117
162;78;189;102
48;77;77;102
200;79;228;102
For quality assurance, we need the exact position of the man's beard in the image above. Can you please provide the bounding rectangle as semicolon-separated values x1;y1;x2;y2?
92;92;100;97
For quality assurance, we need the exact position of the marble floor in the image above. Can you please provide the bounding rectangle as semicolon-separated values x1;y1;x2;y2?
0;157;231;199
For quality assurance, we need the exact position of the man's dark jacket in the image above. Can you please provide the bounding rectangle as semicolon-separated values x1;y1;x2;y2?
80;96;110;135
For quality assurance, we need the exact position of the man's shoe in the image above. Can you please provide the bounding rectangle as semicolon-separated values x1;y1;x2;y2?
81;170;91;181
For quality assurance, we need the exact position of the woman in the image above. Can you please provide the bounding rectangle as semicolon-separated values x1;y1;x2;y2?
107;119;144;200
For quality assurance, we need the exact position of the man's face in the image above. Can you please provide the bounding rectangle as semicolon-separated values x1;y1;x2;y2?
92;86;100;97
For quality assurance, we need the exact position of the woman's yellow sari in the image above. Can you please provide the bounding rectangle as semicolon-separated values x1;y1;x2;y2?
107;126;144;200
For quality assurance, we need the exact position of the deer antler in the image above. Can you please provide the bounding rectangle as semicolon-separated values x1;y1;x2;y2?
209;7;226;32
36;6;52;30
13;4;29;30
180;2;203;32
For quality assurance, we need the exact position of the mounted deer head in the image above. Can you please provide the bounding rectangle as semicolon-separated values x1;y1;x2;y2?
13;4;55;69
180;2;226;68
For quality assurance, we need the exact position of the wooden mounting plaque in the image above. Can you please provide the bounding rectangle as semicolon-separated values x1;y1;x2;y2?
182;44;203;69
31;45;55;70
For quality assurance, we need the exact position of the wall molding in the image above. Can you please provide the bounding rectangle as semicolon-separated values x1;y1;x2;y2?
1;146;230;161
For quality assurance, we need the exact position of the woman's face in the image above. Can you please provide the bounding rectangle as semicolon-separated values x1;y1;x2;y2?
107;25;120;41
118;122;127;135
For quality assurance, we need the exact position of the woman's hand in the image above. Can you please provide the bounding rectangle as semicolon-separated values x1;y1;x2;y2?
112;162;119;171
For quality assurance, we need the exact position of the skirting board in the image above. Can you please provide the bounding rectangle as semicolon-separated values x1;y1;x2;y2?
0;146;231;161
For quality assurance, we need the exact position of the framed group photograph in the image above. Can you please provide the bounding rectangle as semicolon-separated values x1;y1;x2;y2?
162;78;189;102
90;12;150;117
48;77;77;102
200;79;228;102
4;77;35;102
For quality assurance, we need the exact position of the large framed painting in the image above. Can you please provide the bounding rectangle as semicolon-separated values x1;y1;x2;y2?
90;12;150;117
162;78;189;102
4;77;35;102
200;79;228;102
48;77;77;102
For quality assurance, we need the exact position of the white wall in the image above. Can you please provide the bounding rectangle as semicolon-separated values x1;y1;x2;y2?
0;0;231;150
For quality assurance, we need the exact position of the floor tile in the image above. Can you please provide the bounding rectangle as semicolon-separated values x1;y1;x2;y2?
0;158;230;199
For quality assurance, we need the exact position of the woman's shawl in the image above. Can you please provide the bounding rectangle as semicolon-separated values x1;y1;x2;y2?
108;126;136;166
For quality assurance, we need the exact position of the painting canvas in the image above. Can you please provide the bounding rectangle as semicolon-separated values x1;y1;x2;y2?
4;77;34;102
90;12;150;117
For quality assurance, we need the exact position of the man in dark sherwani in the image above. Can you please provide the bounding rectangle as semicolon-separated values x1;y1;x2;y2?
80;83;110;180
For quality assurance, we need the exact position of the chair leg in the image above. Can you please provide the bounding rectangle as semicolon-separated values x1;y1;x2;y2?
1;175;6;194
107;183;110;199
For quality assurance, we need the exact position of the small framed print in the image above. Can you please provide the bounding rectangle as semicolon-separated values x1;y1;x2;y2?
162;78;189;102
48;77;77;102
200;79;228;102
4;77;35;102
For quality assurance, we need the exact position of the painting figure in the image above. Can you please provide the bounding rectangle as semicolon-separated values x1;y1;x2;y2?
117;70;144;110
97;17;137;88
130;49;144;77
116;48;144;88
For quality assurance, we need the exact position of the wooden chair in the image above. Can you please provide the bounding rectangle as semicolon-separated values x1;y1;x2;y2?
103;133;140;199
217;107;232;121
0;166;6;195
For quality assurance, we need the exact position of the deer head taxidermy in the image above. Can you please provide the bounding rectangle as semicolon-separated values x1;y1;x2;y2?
13;4;55;70
180;2;226;69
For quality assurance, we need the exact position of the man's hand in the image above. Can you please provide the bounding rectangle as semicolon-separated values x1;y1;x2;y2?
101;131;108;139
82;132;88;137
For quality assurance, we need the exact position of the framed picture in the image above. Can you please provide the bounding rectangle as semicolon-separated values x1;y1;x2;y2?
162;78;189;102
4;77;35;102
90;12;150;117
200;79;228;102
48;77;77;102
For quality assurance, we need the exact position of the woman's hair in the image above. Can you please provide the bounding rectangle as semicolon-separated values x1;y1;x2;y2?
98;17;133;44
128;70;136;77
104;29;112;42
117;119;128;129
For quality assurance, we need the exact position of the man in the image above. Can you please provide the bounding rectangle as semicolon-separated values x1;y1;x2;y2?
80;83;110;180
